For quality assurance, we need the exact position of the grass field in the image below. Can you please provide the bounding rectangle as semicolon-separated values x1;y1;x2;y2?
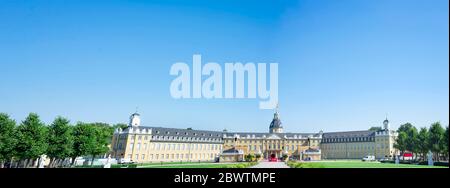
287;160;447;168
140;162;257;168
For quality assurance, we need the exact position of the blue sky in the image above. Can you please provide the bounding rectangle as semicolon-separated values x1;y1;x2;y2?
0;0;448;133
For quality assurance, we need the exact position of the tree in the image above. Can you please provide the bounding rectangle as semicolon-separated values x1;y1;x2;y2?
47;117;74;168
368;126;382;131
113;123;128;131
397;123;414;134
255;153;262;161
282;154;288;161
429;122;445;161
417;127;429;161
406;126;419;161
394;132;407;157
396;123;418;161
0;113;17;168
88;123;113;166
70;122;96;166
444;126;449;160
15;113;48;168
69;122;114;166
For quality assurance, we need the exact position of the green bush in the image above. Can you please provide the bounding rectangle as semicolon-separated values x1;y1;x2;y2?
417;161;449;167
287;161;324;168
225;162;257;168
74;165;104;168
244;154;255;162
111;164;137;168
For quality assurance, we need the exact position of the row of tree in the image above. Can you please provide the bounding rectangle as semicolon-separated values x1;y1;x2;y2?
0;113;126;168
394;122;449;162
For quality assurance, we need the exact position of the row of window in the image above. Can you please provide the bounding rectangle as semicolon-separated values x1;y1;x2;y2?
120;143;222;152
322;144;389;150
128;135;222;142
322;137;374;143
128;153;217;161
154;130;221;137
228;135;317;139
226;139;320;144
246;145;300;151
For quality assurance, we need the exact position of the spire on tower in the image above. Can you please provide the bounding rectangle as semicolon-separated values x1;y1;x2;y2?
275;102;279;114
269;101;283;133
383;114;390;130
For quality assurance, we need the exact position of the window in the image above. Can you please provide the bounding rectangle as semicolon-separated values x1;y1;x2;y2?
142;154;145;160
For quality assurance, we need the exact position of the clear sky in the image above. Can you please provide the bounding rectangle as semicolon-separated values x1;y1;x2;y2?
0;0;448;133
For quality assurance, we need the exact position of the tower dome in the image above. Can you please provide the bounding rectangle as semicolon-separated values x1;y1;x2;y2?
269;107;283;133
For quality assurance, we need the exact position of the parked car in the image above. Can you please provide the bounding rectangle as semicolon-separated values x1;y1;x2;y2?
362;155;376;162
119;158;135;164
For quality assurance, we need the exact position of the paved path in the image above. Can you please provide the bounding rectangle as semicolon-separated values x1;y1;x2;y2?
251;161;290;168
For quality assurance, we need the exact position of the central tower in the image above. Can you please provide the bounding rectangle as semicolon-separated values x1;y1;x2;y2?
269;104;283;133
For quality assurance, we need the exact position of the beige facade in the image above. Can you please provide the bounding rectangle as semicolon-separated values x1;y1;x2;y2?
110;112;398;163
111;127;223;163
321;120;398;160
222;133;322;160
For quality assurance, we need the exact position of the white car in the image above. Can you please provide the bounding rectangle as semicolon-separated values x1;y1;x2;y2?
119;158;135;164
362;155;376;162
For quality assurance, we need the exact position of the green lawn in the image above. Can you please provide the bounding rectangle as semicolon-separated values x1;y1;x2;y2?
136;161;209;166
141;162;257;168
287;160;447;168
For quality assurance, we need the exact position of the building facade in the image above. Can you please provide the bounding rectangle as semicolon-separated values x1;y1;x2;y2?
111;112;224;162
321;119;398;160
111;111;397;163
221;111;322;161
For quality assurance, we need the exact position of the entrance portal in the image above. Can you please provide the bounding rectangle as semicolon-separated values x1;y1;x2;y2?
269;154;277;162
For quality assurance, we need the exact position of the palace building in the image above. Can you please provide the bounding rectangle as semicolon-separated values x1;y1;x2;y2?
110;110;398;163
111;112;224;162
321;119;398;160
